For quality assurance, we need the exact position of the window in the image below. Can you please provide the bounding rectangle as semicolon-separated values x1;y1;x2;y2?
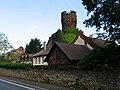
35;58;37;64
42;57;44;64
38;57;40;64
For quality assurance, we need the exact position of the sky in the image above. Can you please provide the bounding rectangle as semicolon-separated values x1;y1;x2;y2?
0;0;96;49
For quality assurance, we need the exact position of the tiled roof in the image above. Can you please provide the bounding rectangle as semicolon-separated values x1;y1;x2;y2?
20;53;33;58
92;39;108;47
45;42;90;61
56;42;90;60
72;30;108;48
33;51;48;57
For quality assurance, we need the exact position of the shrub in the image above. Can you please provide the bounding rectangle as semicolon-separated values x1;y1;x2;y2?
78;43;120;70
0;55;5;61
0;61;31;69
56;29;66;42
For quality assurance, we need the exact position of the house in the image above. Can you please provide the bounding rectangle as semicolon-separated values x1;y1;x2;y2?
19;53;33;64
32;41;48;66
44;30;110;66
33;51;48;66
72;30;109;50
44;42;90;66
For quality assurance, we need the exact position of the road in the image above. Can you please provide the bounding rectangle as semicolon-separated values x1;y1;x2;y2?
0;78;48;90
0;77;70;90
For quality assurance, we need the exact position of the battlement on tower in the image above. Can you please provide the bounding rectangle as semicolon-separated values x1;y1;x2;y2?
61;11;77;30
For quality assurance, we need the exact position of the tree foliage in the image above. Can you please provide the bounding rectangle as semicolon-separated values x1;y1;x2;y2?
78;43;120;70
56;29;65;42
25;38;42;54
82;0;120;42
0;32;13;53
4;51;20;61
2;46;24;62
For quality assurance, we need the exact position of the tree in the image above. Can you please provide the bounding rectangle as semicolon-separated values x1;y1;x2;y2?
82;0;120;42
56;29;65;42
25;38;42;54
0;32;13;54
3;46;24;62
78;43;120;70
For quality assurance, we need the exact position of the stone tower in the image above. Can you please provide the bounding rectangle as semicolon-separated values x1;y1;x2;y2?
61;11;77;30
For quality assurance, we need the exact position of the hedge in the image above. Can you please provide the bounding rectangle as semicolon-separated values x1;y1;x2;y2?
0;62;31;69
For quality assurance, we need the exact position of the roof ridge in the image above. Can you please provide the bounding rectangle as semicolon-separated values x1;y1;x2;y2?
72;30;99;48
55;42;90;59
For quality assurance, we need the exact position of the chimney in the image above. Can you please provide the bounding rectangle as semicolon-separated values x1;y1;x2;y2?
43;41;46;51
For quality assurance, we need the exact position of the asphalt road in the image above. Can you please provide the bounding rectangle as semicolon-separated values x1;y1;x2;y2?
0;78;48;90
0;76;70;90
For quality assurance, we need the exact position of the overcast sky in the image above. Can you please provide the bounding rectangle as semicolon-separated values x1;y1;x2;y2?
0;0;96;49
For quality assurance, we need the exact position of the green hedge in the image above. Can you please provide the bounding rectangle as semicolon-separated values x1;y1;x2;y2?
78;43;120;71
0;62;31;69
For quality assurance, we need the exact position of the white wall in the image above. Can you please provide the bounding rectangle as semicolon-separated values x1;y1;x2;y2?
33;56;48;66
74;36;85;45
74;36;94;50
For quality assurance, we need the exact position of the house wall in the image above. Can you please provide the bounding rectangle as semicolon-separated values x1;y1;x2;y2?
74;36;85;45
74;36;94;50
48;46;71;65
33;56;48;66
20;54;32;64
46;40;53;51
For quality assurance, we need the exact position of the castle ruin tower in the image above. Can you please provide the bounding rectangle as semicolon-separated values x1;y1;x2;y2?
61;11;77;30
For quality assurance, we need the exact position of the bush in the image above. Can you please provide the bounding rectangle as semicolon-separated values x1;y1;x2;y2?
0;55;5;61
0;61;31;69
56;29;66;42
64;34;76;43
78;43;120;70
